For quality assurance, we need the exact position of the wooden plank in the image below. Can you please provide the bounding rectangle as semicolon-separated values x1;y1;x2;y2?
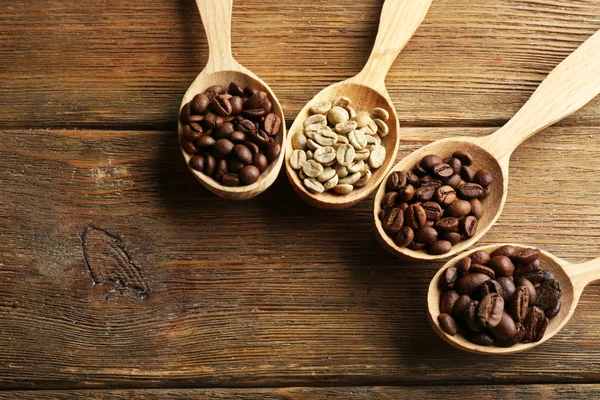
2;0;600;129
0;385;597;399
0;126;599;388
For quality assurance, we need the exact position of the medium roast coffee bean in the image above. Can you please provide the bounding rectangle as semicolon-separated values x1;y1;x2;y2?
439;267;458;292
470;250;490;265
474;168;493;187
398;184;415;202
470;264;495;279
477;293;504;328
444;157;462;174
239;165;260;185
406;171;420;186
491;245;516;258
447;200;471;218
433;163;454;178
513;248;540;264
414;226;438;244
441;290;460;314
429;240;452;255
495;323;526;347
394;226;414;247
523;306;548;342
515;262;544;284
381;191;399;208
461;216;478;237
469;198;483;219
479;280;504;299
509;286;529;322
443;232;462;246
456;273;490;296
455;257;472;276
407;241;426;250
387;171;407;191
421;154;443;170
422;201;443;221
452;294;472;321
464;300;481;331
405;204;427;230
415;184;436;202
461;165;477;182
496;277;515;301
452;150;473;166
436;185;457;206
489;311;517;340
458;183;485;199
444;174;462;189
222;173;240;186
253;153;268;172
515;278;537;304
191;93;210;114
189;155;205;172
438;313;458;336
234;144;253;165
436;217;459;233
383;208;404;236
488;256;515;277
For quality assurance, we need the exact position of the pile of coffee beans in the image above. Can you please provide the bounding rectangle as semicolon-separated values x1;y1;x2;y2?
437;246;562;347
378;151;493;254
290;97;388;195
179;82;282;186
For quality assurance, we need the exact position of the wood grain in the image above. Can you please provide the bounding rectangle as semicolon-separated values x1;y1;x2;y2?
0;126;599;388
0;385;597;399
2;0;600;129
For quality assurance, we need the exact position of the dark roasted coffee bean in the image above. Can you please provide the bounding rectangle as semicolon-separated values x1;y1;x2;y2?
545;299;561;319
433;163;454;178
180;102;192;123
436;217;459;233
470;264;495;279
383;208;404;236
535;279;562;311
227;130;246;143
405;204;427;230
414;226;438;244
183;123;203;141
488;256;515;277
216;122;235;138
479;280;504;299
394;226;414;247
182;139;197;154
263;142;281;162
248;153;265;173
406;170;419;185
398;202;409;212
464;300;481;331
419;176;443;187
423;201;443;221
263;113;281;136
461;215;478;237
421;154;443;170
456;273;490;296
429;240;452;255
523;306;548;342
515;263;544;284
387;171;407;191
443;232;462;246
458;183;485;199
467;332;494;346
191;92;210;114
222;173;240;186
237;118;257;134
244;83;260;96
381;191;399;208
444;174;462;189
461;165;477;182
244;141;260;155
447;199;471;218
452;150;473;166
229;96;243;115
455;257;472;277
196;135;216;148
439;267;458;292
228;82;245;96
515;278;537;305
413;163;428;177
211;95;233;116
497;277;516;301
205;155;216;176
242;108;265;120
213;138;235;159
233;144;252;165
204;84;225;99
513;248;540;264
469;198;483;219
490;311;517;340
244;91;268;110
438;313;457;336
407;241;426;250
452;294;472;321
436;185;457;206
262;98;272;113
204;112;224;129
470;250;490;265
189;155;205;172
228;157;245;173
215;159;228;181
510;286;530;323
239;165;260;185
474;168;494;187
491;245;517;258
415;184;436;202
444;157;463;174
188;114;205;123
398;184;415;202
495;323;526;347
477;293;504;328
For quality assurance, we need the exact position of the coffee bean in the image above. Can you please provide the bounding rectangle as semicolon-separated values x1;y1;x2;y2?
228;82;244;96
436;217;459;233
253;153;268;172
415;184;436;202
489;311;517;340
470;250;490;265
263;113;282;135
239;165;260;185
263;142;281;162
456;273;490;296
387;171;407;191
204;84;225;99
406;171;420;185
191;93;210;114
398;184;415;202
452;294;472;321
237;118;257;134
467;332;494;346
394;226;414;247
488;256;515;277
222;173;240;186
227;131;246;143
455;257;472;276
458;183;485;199
233;144;253;165
407;241;426;250
204;112;224;129
460;215;478;237
215;159;228;181
213;138;234;159
479;280;504;299
244;91;268;110
183;123;203;141
491;245;517;258
452;150;473;166
523;306;548;342
464;300;481;331
421;154;443;170
515;262;544;284
496;277;516;301
383;208;404;236
439;267;458;292
444;174;462;189
433;163;454;178
398;202;409;212
474;168;494;187
413;163;428;177
419;176;443;188
441;290;459;314
211;95;233;117
423;201;443;221
495;323;526;347
512;248;540;264
182;139;197;154
414;226;438;245
244;84;260;97
242;108;266;120
545;299;561;319
438;313;458;336
216;122;235;139
180;102;191;123
509;286;529;323
405;204;427;230
515;278;537;304
447;199;471;218
535;279;562;311
443;232;462;246
189;155;205;172
228;157;245;173
436;185;457;206
469;198;483;219
461;165;477;182
381;191;399;208
470;264;495;279
477;293;504;328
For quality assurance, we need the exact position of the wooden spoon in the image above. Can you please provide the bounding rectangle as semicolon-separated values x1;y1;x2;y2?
374;29;600;259
284;0;433;209
178;0;286;200
427;244;600;354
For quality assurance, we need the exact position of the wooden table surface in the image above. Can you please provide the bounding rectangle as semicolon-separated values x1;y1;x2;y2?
2;0;600;398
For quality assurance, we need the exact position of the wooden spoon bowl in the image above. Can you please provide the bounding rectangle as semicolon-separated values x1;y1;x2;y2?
284;0;432;209
373;29;600;259
179;0;286;200
427;244;600;354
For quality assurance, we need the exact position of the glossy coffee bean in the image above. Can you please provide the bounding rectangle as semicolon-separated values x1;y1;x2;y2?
488;256;515;277
398;184;415;202
455;257;472;276
215;159;228;181
419;176;443;187
421;154;443;170
239;165;260;185
383;208;404;236
439;267;458;292
444;174;462;189
387;171;407;191
545;299;561;319
447;200;471;218
496;277;516;301
452;294;472;321
523;306;548;342
233;144;253;165
263;113;282;135
467;332;494;346
429;240;452;255
470;250;490;265
196;135;216;148
469;198;483;219
405;204;427;230
227;130;246;143
474;168;494;187
211;96;233;117
464;300;481;332
381;192;399;208
263;142;281;162
433;163;454;178
452;150;473;166
244;83;260;96
444;157;462;174
222;173;240;186
414;226;438;244
228;82;245;96
491;245;517;258
180;102;192;123
461;216;478;237
443;232;462;246
535;279;562;311
407;241;426;251
394;226;414;248
191;93;210;114
470;264;495;279
214;139;235;159
477;293;504;328
455;273;490;296
515;278;537;305
189;155;205;172
182;139;197;154
228;157;245;173
405;170;419;185
440;290;460;314
489;311;517;340
413;163;428;177
512;248;540;264
461;165;477;182
495;323;526;347
438;313;457;336
253;153;268;172
204;84;225;99
458;183;485;199
509;286;529;323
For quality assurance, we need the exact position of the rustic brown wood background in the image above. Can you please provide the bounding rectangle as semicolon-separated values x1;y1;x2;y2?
2;0;600;398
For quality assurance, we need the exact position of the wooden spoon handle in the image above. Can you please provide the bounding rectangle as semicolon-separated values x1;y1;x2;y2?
481;29;600;160
196;0;237;72
565;257;600;291
352;0;432;93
